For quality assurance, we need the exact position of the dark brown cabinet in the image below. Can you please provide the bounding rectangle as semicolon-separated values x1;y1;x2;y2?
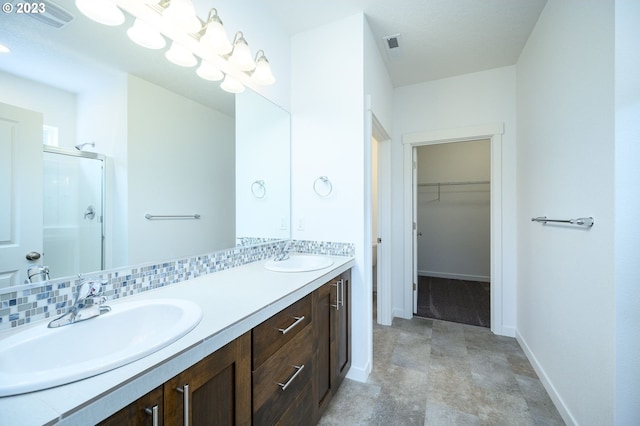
252;294;314;425
165;332;252;426
312;270;351;421
100;332;251;426
99;268;351;426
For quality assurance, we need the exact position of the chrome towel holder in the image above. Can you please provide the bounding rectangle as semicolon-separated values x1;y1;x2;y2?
145;214;201;220
251;180;266;199
531;216;594;227
313;176;333;197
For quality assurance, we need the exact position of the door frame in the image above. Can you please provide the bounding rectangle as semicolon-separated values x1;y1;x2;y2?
402;123;504;335
372;115;392;326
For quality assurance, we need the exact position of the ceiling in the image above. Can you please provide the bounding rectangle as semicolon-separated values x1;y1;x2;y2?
263;0;548;87
0;0;548;111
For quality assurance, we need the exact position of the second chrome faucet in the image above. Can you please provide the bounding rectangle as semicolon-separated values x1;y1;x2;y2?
48;277;111;328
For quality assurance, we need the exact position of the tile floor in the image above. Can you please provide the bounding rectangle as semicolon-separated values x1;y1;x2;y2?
318;298;565;425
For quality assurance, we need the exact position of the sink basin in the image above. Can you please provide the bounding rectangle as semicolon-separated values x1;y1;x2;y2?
264;254;334;272
0;298;202;396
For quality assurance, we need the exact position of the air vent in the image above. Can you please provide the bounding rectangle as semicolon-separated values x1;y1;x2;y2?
383;33;402;60
12;0;74;28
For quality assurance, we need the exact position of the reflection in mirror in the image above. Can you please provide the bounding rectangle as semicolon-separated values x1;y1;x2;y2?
0;1;290;286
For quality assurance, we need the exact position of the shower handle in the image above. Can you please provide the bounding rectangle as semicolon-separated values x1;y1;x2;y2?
84;205;95;220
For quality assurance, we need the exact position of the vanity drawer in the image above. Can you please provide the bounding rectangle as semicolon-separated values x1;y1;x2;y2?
252;293;312;368
252;324;313;426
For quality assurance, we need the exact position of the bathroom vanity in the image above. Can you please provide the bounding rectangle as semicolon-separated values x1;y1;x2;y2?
0;255;354;425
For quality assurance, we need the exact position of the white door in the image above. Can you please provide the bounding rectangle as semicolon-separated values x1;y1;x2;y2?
0;102;43;288
412;147;418;313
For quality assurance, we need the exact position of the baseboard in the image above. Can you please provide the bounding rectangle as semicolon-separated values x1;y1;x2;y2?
345;360;372;383
418;270;490;282
495;324;516;338
516;331;577;426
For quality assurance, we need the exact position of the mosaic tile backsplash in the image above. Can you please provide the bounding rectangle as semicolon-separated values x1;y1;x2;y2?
0;240;354;331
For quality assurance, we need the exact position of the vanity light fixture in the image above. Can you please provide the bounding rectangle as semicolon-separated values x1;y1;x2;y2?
160;0;202;34
165;41;197;67
220;74;245;94
229;31;256;72
75;0;125;26
251;50;275;85
196;60;224;81
0;43;10;54
127;18;166;50
76;1;276;91
200;8;232;56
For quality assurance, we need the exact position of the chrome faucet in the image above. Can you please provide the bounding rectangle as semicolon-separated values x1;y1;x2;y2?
274;240;293;262
48;277;111;328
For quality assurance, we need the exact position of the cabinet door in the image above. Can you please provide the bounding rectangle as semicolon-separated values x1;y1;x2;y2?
312;270;352;420
97;385;164;426
312;281;333;415
334;270;351;386
164;332;251;426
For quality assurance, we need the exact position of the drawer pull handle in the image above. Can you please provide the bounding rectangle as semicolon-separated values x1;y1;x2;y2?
177;384;189;426
278;316;305;334
277;365;305;391
144;405;159;426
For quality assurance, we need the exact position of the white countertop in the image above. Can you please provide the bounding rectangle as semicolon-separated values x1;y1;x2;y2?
0;255;355;426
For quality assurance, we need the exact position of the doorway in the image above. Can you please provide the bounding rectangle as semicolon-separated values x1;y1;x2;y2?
414;140;491;327
402;123;505;335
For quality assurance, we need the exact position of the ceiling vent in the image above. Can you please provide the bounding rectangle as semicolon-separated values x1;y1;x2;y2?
383;33;402;60
12;0;75;28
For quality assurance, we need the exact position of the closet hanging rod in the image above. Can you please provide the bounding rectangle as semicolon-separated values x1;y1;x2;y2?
531;216;594;227
145;214;201;220
418;180;490;187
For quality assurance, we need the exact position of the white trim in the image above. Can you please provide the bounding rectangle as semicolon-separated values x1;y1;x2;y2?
345;360;372;383
402;123;507;335
516;331;576;425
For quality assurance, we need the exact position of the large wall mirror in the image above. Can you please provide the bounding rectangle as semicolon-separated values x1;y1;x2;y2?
0;1;291;286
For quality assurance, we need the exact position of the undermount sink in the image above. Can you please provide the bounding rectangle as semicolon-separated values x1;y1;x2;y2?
264;254;334;272
0;298;202;397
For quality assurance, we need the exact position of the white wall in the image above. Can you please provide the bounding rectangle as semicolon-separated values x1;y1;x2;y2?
416;140;490;281
127;75;235;265
291;13;371;380
235;90;290;240
392;66;517;330
76;72;128;270
614;0;640;422
0;70;76;147
516;1;615;424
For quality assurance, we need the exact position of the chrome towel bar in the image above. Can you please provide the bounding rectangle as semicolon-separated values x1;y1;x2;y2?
531;216;594;227
145;214;201;220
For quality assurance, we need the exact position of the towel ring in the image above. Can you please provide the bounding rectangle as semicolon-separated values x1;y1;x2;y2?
313;176;333;197
251;180;266;199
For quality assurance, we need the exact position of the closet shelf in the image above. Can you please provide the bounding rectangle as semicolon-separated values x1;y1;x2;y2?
418;180;490;187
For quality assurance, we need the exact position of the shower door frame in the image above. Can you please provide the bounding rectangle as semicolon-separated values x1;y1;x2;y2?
43;145;106;274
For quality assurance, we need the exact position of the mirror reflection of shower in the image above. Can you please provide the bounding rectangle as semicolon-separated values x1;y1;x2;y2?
74;141;95;151
43;146;105;279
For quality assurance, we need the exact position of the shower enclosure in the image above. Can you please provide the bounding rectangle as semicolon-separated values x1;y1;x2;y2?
43;146;104;279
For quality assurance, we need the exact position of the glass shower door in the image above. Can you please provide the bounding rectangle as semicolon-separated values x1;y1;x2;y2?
43;148;104;279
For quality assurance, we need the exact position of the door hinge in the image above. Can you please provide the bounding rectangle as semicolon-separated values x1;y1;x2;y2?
413;282;417;291
413;222;417;230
